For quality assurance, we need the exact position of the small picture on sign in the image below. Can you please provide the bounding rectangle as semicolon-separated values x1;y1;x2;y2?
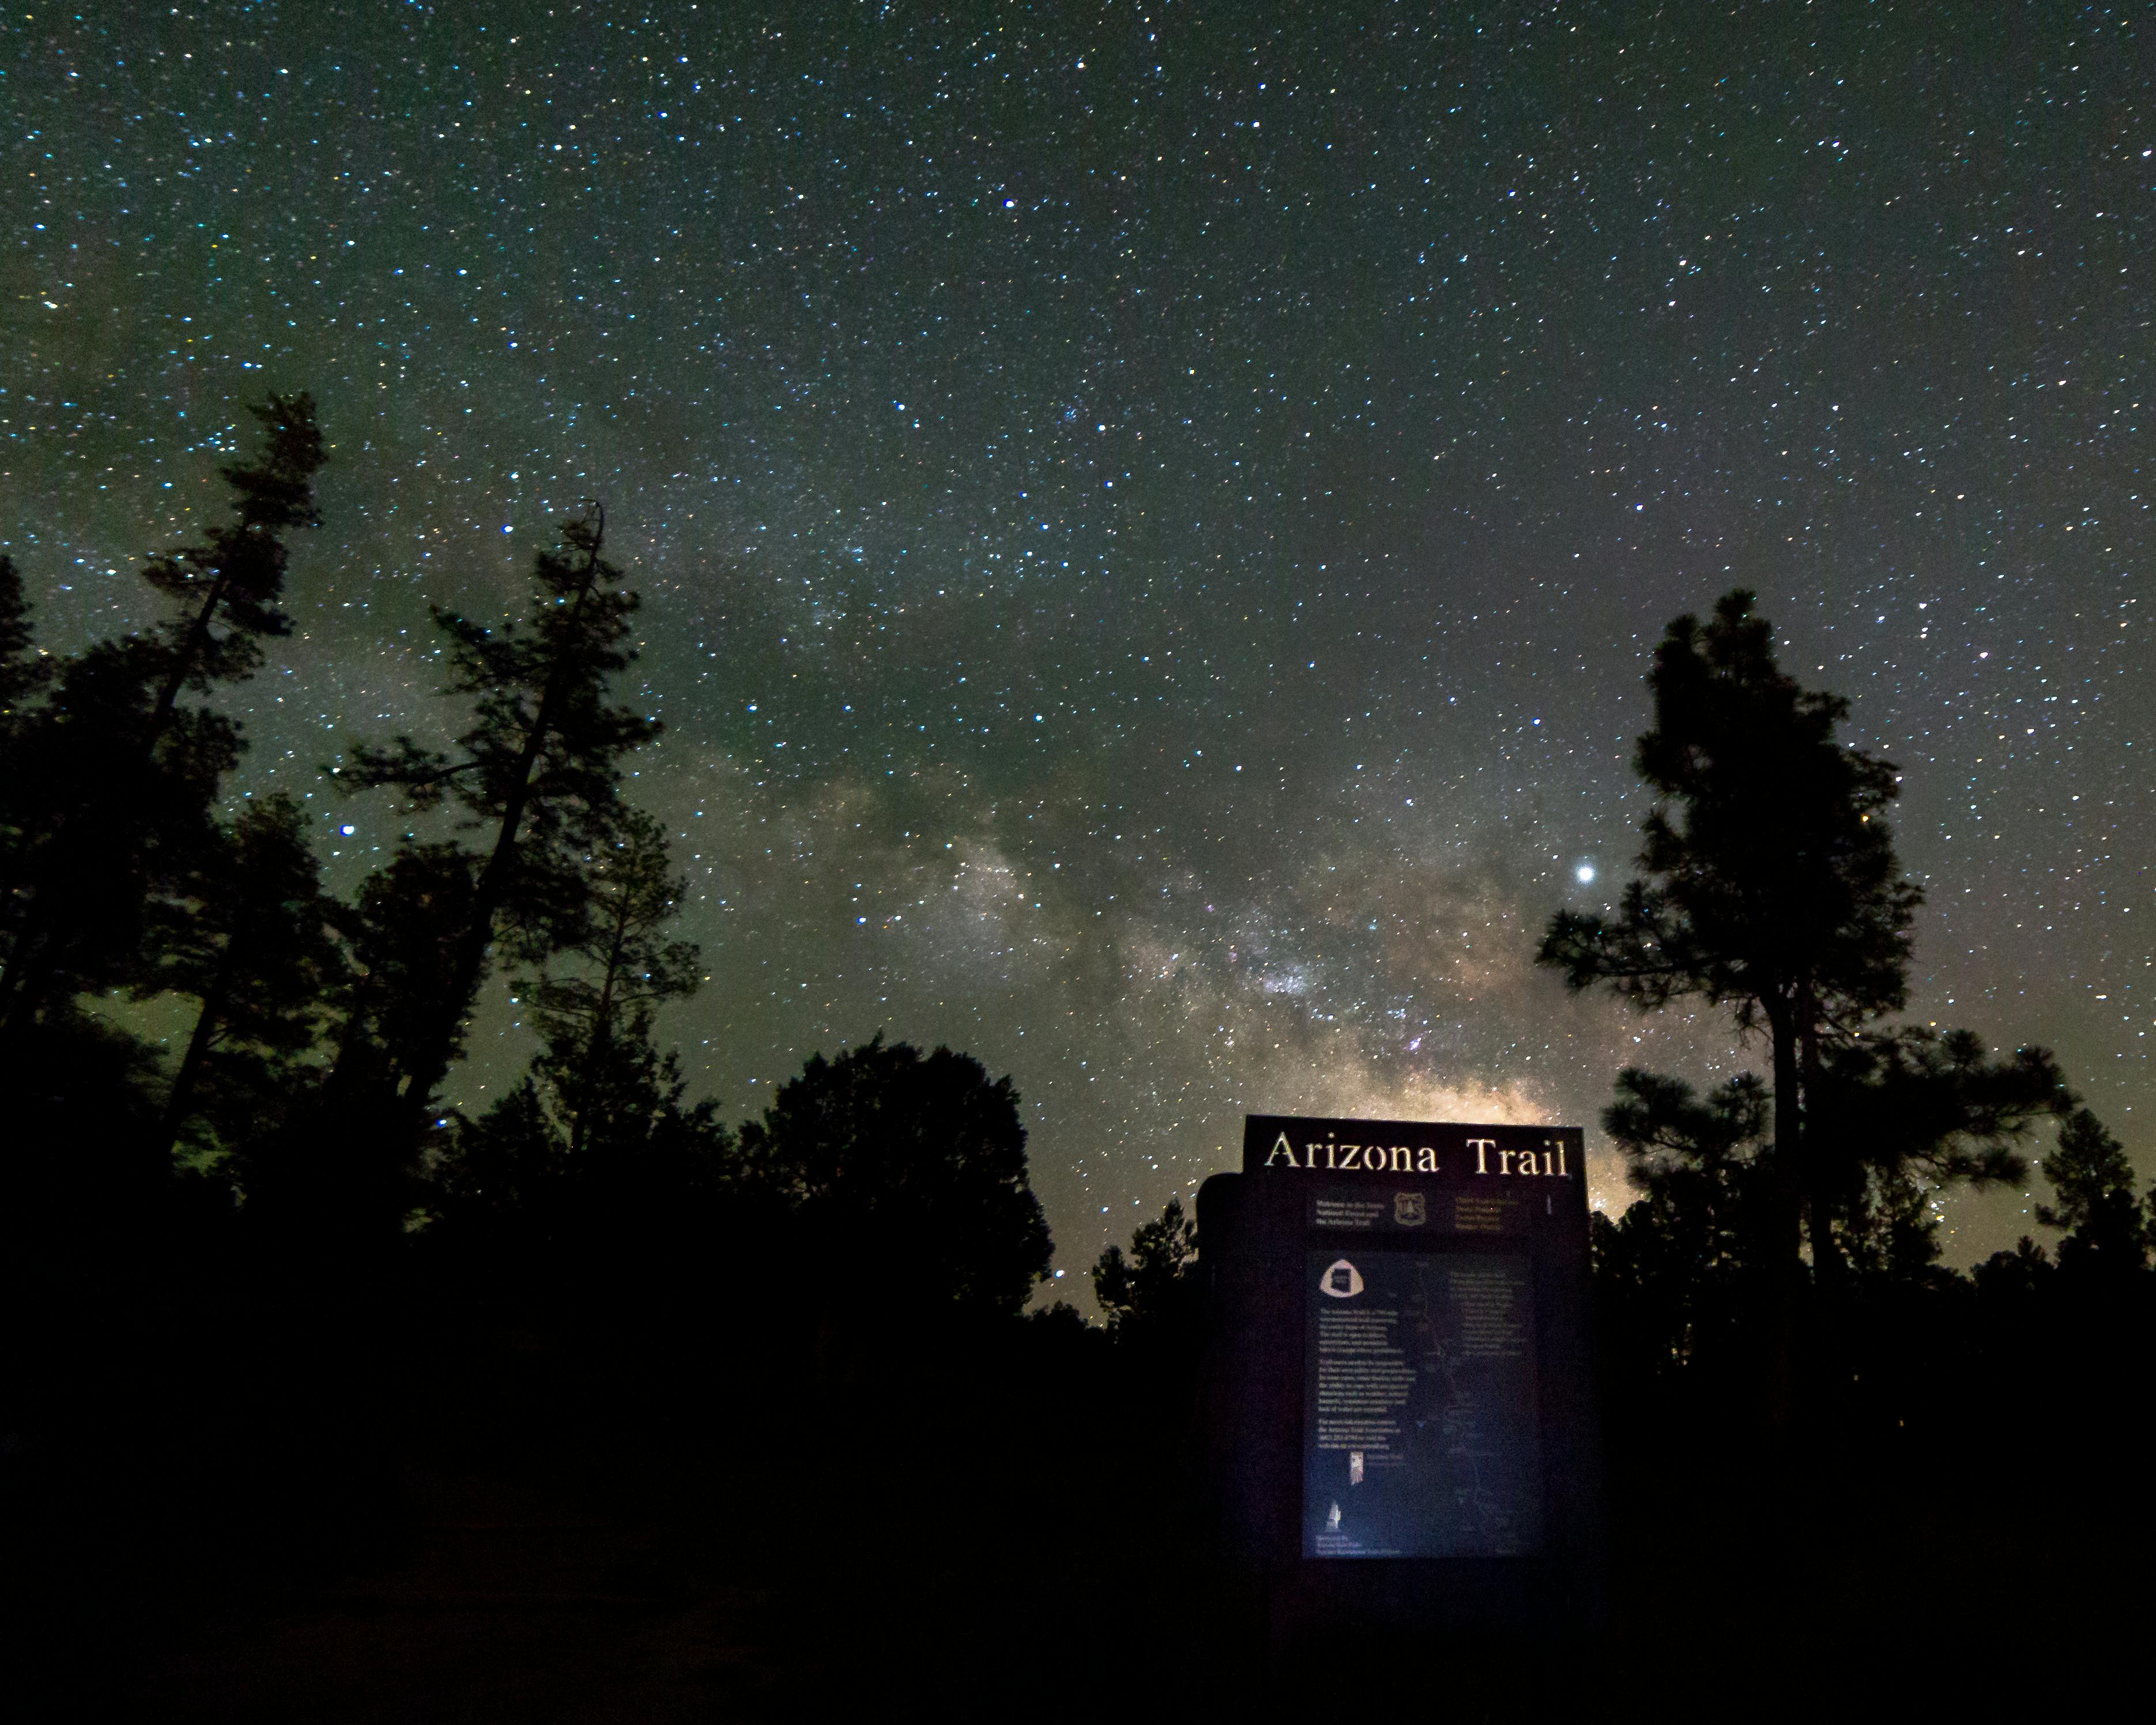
1349;1450;1365;1485
1326;1502;1343;1531
1319;1259;1364;1299
1394;1191;1426;1226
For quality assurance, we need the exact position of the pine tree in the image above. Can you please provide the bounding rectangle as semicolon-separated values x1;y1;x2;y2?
334;508;656;1138
139;393;324;738
1539;590;2080;1431
2036;1108;2147;1277
136;793;344;1169
0;397;324;1047
1539;591;1918;1341
527;805;701;1159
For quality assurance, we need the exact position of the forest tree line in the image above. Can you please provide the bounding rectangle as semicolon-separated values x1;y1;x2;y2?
2;395;2149;1455
0;397;1062;1367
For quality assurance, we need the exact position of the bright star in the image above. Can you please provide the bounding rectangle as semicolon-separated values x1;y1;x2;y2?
1576;864;1595;884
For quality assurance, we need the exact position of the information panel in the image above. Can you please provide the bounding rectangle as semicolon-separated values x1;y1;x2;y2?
1302;1247;1542;1559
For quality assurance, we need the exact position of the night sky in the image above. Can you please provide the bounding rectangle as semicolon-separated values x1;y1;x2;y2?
8;2;2149;1282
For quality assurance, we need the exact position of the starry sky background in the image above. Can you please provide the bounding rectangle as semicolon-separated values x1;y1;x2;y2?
6;1;2149;1286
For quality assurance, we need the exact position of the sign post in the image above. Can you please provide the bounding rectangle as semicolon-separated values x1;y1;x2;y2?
1198;1114;1603;1639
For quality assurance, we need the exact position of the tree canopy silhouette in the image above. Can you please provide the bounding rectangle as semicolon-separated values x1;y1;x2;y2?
138;792;344;1169
335;508;656;1143
736;1036;1052;1320
1539;590;1919;1303
0;397;325;1056
435;808;727;1257
2037;1107;2149;1278
141;392;324;735
1545;592;2074;1421
1092;1195;1200;1348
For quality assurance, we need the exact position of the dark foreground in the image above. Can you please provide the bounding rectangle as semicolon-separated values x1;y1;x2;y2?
7;1265;2151;1722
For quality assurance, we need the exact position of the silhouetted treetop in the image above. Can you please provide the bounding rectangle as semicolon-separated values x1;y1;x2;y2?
1092;1195;1200;1346
144;392;325;726
2037;1107;2148;1276
339;510;653;880
1541;590;1918;1034
1539;590;2090;1432
334;508;659;1129
737;1035;1052;1319
0;397;324;1060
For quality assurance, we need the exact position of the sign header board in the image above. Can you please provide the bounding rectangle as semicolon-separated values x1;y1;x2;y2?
1241;1112;1580;1182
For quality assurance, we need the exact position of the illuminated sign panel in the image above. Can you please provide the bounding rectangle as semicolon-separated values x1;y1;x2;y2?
1304;1246;1540;1558
1199;1113;1601;1628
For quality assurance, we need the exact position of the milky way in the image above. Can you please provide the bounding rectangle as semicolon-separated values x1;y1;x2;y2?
7;2;2149;1278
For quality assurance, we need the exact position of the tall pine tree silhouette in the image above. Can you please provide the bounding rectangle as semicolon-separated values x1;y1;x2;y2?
1544;591;2074;1420
0;396;324;1052
336;508;655;1145
1539;591;1919;1407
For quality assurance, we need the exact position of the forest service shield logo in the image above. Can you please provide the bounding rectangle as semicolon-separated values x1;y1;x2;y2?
1394;1191;1427;1226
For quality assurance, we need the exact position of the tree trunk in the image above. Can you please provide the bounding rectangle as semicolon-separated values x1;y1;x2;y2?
149;575;230;739
156;945;235;1162
1765;990;1805;1441
568;874;636;1160
1796;988;1847;1343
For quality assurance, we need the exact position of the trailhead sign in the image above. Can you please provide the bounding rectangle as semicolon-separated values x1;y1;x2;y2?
1198;1115;1603;1634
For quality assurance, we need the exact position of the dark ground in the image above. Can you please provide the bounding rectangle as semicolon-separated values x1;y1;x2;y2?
17;1451;2134;1722
5;1265;2149;1721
